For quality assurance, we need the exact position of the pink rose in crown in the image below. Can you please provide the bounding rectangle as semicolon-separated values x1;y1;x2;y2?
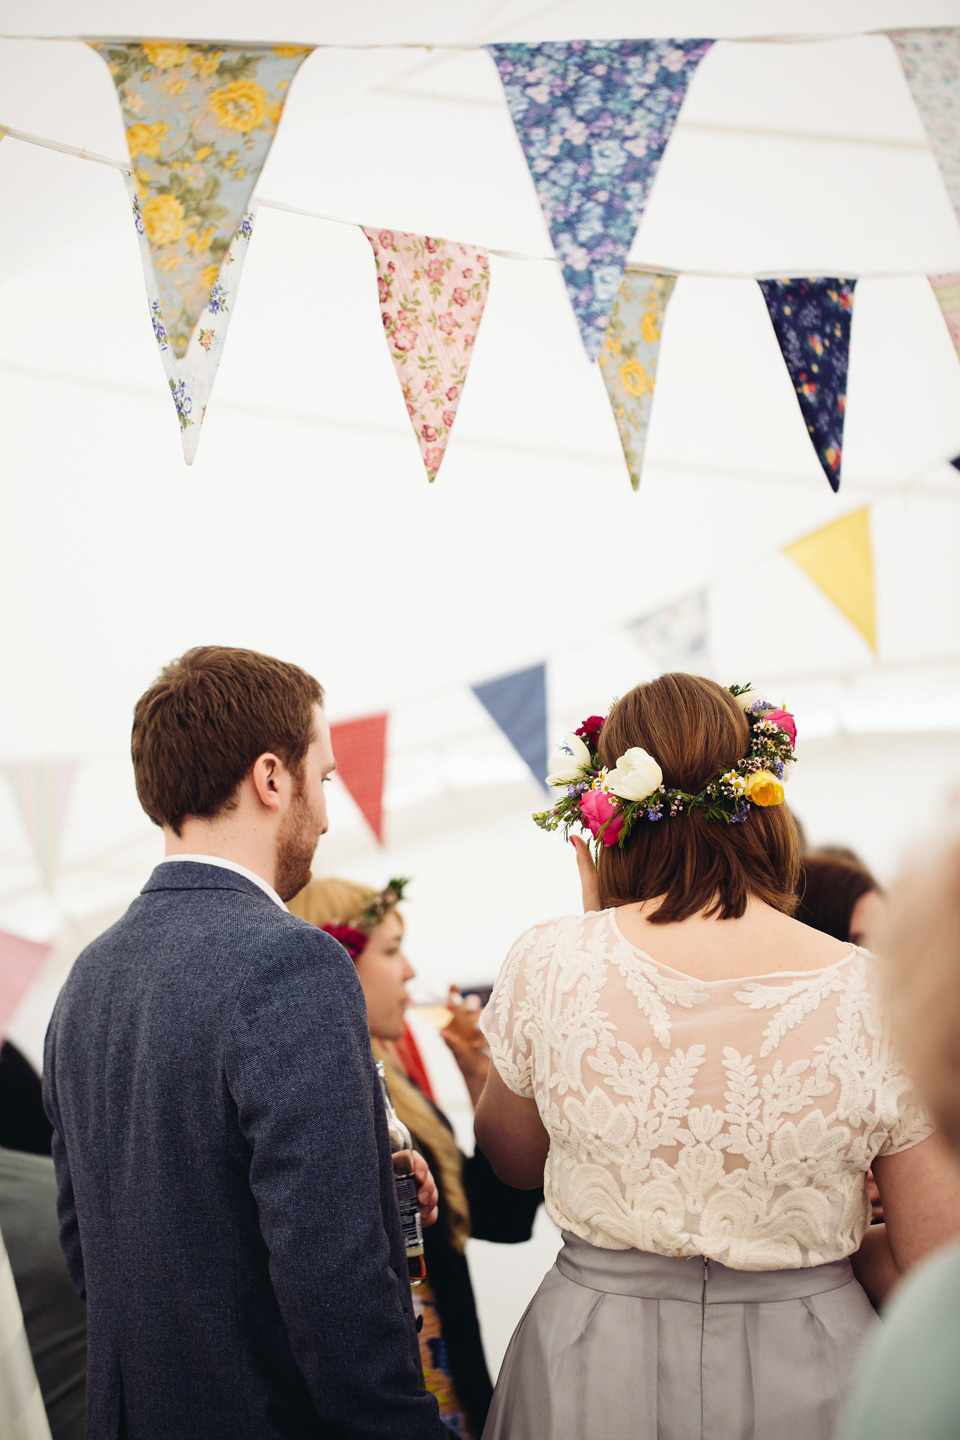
442;409;455;427
579;789;623;847
452;287;468;307
446;385;459;401
392;323;417;352
424;445;443;471
422;423;438;442
378;230;395;249
438;312;456;335
427;259;444;283
764;709;797;748
424;237;438;253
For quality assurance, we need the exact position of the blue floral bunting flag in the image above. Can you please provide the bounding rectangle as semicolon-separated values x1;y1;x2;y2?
758;278;857;492
472;664;548;791
487;38;713;361
92;41;311;357
597;271;677;488
888;29;960;224
125;172;254;463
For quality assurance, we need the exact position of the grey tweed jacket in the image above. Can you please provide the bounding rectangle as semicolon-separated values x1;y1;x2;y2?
43;861;449;1439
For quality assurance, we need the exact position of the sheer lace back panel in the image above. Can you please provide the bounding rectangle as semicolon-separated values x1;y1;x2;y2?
481;909;932;1270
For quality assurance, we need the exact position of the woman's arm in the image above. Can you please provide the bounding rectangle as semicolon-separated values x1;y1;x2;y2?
855;1134;960;1307
473;1065;549;1190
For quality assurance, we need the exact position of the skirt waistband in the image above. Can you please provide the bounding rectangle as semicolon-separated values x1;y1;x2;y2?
555;1231;856;1304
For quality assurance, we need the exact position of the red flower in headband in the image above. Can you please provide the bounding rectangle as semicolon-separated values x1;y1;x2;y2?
322;924;368;962
575;715;606;745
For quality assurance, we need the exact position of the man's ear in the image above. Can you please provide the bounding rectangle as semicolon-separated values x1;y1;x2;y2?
250;753;284;811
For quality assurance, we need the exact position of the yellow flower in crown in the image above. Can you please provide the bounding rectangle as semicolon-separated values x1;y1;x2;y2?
619;358;650;397
640;311;660;345
126;120;168;160
142;42;190;70
209;79;269;133
743;770;784;807
142;193;186;247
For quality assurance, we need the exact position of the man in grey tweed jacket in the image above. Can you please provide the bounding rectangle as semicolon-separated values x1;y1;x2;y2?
43;647;452;1439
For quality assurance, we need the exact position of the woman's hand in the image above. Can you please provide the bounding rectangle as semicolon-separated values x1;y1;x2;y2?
441;987;490;1109
409;1150;439;1228
571;835;601;912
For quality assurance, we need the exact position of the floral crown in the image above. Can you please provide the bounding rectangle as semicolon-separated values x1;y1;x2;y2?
533;685;796;851
321;877;410;961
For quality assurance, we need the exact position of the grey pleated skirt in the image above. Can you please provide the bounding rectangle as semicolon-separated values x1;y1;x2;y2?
482;1232;877;1440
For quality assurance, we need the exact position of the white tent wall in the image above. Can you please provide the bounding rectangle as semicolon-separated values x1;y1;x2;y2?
3;0;960;1380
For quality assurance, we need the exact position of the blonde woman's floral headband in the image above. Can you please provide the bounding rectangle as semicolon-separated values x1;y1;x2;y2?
533;685;797;851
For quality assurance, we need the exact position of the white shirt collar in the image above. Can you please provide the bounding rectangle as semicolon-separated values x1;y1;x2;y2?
156;855;287;911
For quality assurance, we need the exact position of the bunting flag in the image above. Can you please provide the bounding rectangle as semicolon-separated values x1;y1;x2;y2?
124;173;255;462
0;931;51;1039
4;760;78;891
785;507;876;652
888;28;960;223
597;271;677;488
472;663;548;791
363;228;491;482
629;590;710;672
91;40;311;356
487;38;713;360
329;714;388;842
951;454;960;473
758;278;856;492
928;272;960;365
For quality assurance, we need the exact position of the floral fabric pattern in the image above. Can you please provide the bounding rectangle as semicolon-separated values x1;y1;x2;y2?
888;28;960;220
758;277;857;493
92;40;310;357
487;39;713;361
597;270;677;488
126;172;254;463
929;271;960;364
363;227;490;482
481;910;933;1270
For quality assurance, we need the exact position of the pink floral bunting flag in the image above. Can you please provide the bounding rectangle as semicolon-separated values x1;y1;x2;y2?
91;40;311;357
124;172;254;463
363;227;491;482
597;271;677;489
888;29;960;223
928;272;960;365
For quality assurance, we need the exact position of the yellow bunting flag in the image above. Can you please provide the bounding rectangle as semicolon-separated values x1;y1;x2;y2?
90;40;312;357
785;507;876;652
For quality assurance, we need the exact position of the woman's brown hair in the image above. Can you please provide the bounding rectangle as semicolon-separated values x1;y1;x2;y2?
596;673;801;923
795;854;880;942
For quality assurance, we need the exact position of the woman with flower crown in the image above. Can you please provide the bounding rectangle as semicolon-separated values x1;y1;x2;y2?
475;673;960;1440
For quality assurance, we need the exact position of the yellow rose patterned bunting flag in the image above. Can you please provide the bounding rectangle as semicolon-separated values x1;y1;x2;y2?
597;271;677;489
363;228;491;482
758;278;857;493
124;172;254;463
928;272;960;367
785;507;877;652
90;40;311;357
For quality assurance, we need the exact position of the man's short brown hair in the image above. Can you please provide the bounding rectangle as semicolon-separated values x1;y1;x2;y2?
132;646;324;834
596;673;801;923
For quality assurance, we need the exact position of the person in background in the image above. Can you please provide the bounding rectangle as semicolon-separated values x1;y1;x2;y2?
795;851;885;948
838;827;960;1440
289;876;542;1440
473;675;960;1440
0;1041;53;1155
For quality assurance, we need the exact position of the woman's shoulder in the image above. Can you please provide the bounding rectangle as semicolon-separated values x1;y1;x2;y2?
506;909;612;956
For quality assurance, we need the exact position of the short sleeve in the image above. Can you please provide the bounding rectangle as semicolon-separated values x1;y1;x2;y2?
480;924;546;1100
875;1043;937;1157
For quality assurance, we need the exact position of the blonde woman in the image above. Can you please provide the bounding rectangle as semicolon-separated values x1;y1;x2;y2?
288;877;541;1440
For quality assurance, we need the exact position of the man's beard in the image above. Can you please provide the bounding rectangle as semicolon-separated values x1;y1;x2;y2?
274;783;320;903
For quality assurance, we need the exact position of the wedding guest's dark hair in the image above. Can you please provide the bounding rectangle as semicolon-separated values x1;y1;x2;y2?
597;673;801;924
132;646;324;834
795;853;880;942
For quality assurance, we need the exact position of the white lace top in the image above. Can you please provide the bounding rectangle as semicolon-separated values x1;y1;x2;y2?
481;909;933;1270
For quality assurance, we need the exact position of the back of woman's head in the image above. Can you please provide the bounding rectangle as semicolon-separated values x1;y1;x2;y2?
287;876;375;929
596;673;801;923
795;853;879;942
